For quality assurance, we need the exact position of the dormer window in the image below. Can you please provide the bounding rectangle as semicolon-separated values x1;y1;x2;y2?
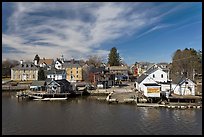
161;74;163;78
153;74;155;78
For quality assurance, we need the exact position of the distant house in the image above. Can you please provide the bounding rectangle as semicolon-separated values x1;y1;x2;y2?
38;58;54;68
109;66;128;76
30;80;46;91
109;66;129;81
171;76;196;96
55;59;64;70
11;60;39;81
64;62;83;82
46;79;73;93
44;68;66;80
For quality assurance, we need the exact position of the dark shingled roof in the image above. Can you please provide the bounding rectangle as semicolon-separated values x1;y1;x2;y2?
12;62;38;70
145;67;159;75
44;68;66;75
30;80;46;87
55;79;71;86
63;62;81;68
143;83;160;86
89;66;105;73
136;74;148;84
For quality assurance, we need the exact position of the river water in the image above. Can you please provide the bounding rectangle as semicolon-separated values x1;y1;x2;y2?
2;92;202;135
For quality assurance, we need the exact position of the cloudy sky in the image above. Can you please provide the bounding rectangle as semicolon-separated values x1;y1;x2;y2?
2;2;202;64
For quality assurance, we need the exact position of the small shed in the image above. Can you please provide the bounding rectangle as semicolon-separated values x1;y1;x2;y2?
172;77;196;96
30;80;46;91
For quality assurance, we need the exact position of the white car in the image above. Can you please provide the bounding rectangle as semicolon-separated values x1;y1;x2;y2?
97;84;104;89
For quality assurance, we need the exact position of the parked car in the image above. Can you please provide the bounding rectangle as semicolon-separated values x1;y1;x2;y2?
97;83;103;89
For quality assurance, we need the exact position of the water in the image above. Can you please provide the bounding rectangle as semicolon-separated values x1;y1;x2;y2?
2;92;202;135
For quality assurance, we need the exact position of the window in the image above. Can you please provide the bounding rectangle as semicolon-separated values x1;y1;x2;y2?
153;74;155;78
71;71;72;73
33;74;35;79
76;71;78;74
161;74;163;78
76;75;78;78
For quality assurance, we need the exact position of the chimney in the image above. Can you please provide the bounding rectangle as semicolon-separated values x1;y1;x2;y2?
20;60;23;64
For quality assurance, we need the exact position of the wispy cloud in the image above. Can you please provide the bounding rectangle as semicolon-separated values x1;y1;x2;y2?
135;24;172;39
2;2;184;61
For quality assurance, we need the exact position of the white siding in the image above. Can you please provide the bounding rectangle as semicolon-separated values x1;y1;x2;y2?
149;69;168;83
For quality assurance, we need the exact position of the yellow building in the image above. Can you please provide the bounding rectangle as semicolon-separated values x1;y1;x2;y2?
11;60;39;81
65;63;83;82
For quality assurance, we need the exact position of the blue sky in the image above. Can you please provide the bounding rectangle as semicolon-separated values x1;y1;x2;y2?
2;2;202;65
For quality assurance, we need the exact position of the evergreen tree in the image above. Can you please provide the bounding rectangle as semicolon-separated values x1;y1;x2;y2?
38;68;46;80
108;47;121;66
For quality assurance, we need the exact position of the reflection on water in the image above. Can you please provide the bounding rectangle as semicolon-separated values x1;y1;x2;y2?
2;92;202;135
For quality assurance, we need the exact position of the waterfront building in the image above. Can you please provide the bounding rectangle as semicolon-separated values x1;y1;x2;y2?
30;80;46;91
171;76;196;96
46;79;73;93
11;60;39;81
135;67;169;98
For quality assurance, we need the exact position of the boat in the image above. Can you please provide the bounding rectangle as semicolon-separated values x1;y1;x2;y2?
33;97;68;101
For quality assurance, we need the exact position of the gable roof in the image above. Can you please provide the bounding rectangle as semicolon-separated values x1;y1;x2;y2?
38;59;54;65
55;79;71;86
109;66;128;71
136;74;148;84
12;62;38;70
89;66;105;73
44;68;66;75
63;62;81;68
30;80;46;87
172;76;195;85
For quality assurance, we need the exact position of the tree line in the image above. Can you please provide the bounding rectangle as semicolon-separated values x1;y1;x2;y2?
170;48;202;82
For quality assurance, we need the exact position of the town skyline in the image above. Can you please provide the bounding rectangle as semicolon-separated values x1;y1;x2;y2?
2;2;202;65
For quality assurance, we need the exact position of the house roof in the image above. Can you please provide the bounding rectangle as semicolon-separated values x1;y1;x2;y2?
30;80;46;87
109;66;128;71
172;76;195;85
44;68;66;75
136;74;148;83
55;79;71;86
38;58;54;65
11;62;38;70
143;83;160;86
89;66;105;73
63;62;81;68
145;67;159;74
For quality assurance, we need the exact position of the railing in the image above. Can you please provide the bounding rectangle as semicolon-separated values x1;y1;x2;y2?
2;85;30;91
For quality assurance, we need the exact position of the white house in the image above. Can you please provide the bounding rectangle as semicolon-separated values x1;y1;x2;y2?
172;77;196;96
135;67;169;98
55;59;63;70
45;69;66;80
